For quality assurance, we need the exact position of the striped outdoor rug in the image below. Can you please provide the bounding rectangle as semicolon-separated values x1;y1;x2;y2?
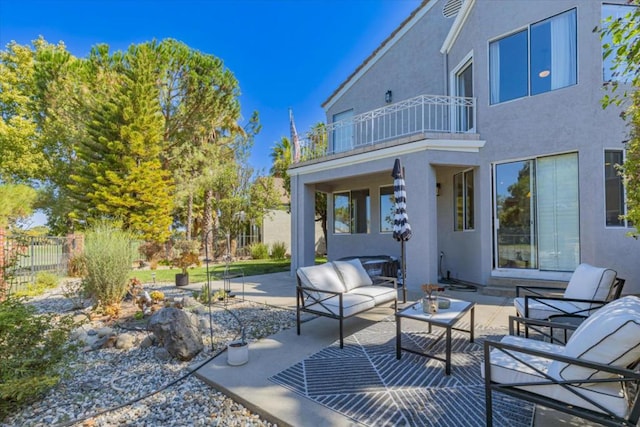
269;319;534;427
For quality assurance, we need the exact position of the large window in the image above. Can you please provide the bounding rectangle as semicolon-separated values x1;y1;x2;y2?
454;169;474;231
605;150;631;227
333;189;370;234
602;4;638;82
490;9;576;104
494;153;579;271
380;186;395;232
332;109;353;153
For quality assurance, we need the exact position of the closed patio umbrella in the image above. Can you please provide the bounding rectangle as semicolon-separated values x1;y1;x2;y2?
392;158;411;296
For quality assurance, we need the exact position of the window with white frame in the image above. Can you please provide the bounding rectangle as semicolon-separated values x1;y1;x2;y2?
332;109;354;153
490;8;576;104
494;153;579;271
604;150;631;227
380;185;395;233
455;59;474;131
454;169;474;231
333;189;370;234
602;4;639;82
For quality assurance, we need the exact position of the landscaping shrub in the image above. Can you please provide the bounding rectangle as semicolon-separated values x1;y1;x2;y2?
249;242;269;260
138;240;164;262
12;272;60;297
0;296;79;419
82;223;134;314
67;254;87;277
270;241;287;260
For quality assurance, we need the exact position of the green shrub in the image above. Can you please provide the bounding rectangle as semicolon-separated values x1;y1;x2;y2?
0;296;79;418
249;242;269;260
270;241;287;260
83;223;134;312
36;272;58;289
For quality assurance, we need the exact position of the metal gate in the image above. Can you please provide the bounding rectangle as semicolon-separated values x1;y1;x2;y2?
3;235;67;289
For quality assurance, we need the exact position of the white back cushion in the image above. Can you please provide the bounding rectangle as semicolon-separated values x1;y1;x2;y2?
332;259;373;292
548;296;640;381
297;263;346;294
563;263;617;301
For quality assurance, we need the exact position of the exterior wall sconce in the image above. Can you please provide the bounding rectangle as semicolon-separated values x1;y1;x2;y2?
385;90;392;104
436;182;441;196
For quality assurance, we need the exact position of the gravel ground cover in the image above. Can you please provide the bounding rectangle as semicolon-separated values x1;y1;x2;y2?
1;281;297;427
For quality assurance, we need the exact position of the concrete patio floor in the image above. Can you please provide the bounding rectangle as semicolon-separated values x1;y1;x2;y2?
188;271;599;427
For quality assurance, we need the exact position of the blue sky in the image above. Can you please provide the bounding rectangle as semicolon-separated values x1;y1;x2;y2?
0;0;421;174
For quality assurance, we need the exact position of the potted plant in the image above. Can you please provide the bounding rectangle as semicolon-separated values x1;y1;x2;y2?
171;240;200;287
227;327;249;366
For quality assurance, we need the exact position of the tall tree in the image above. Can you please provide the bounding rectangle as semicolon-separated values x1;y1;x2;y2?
601;1;640;235
68;43;174;241
0;41;47;183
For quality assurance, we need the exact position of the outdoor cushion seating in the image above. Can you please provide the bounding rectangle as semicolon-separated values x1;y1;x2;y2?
483;296;640;426
296;259;397;348
336;255;405;302
513;263;625;327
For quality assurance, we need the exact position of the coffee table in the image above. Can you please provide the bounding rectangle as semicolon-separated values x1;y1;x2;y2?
395;298;475;375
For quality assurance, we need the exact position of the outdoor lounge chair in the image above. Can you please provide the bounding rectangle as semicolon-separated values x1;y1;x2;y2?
483;296;640;427
513;263;625;328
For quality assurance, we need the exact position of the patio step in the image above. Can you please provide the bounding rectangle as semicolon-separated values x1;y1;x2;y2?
481;277;567;298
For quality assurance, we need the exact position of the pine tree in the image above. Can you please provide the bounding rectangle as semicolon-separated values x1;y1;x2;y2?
69;43;174;241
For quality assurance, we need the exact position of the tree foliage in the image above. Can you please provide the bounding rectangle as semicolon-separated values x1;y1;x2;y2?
600;1;640;235
0;37;272;246
0;184;36;229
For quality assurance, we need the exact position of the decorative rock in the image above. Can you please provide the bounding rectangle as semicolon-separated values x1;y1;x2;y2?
148;307;203;361
97;327;113;337
154;347;171;361
140;335;155;348
116;333;136;350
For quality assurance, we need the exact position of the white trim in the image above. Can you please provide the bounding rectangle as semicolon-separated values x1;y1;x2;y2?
440;0;476;54
288;138;486;177
323;1;437;111
450;52;474;131
492;269;573;281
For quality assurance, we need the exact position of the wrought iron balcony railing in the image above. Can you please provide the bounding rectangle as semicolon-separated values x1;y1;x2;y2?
297;94;476;162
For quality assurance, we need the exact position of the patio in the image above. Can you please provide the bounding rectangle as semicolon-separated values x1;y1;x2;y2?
193;272;600;426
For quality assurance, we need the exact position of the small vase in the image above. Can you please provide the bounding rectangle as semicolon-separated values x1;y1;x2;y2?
422;296;438;314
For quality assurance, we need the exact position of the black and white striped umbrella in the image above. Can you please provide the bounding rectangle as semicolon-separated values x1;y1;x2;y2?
392;158;412;242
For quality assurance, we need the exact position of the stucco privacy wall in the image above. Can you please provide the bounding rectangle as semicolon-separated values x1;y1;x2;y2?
262;209;325;256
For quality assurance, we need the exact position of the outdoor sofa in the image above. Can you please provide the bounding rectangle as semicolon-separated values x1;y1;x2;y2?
483;295;640;426
296;259;397;348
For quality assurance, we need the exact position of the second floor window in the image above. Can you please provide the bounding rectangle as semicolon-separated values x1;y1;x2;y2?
602;3;639;83
490;8;576;104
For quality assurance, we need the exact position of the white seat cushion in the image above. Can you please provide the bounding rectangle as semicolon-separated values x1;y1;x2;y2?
348;285;396;305
306;293;376;317
563;263;617;301
297;263;346;294
486;335;627;417
548;295;640;381
332;259;373;292
513;297;588;319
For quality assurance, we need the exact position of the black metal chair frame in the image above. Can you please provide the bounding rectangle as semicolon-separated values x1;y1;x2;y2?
296;275;397;348
515;278;626;337
485;317;640;427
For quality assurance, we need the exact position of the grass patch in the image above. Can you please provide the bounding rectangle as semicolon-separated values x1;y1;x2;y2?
129;258;292;283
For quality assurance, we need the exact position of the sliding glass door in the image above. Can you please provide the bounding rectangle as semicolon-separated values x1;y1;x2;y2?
494;153;579;271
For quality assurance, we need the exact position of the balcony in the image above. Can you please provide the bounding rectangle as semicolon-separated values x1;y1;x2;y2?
297;94;476;163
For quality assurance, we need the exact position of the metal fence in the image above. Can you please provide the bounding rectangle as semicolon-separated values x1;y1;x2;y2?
3;235;68;289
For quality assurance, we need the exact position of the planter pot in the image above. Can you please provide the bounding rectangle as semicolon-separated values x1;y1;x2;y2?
175;273;189;287
227;340;249;366
422;296;438;314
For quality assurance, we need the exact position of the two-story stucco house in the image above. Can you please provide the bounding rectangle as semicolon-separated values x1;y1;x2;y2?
289;0;639;296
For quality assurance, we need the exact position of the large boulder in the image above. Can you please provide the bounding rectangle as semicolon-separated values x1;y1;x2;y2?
148;307;203;361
